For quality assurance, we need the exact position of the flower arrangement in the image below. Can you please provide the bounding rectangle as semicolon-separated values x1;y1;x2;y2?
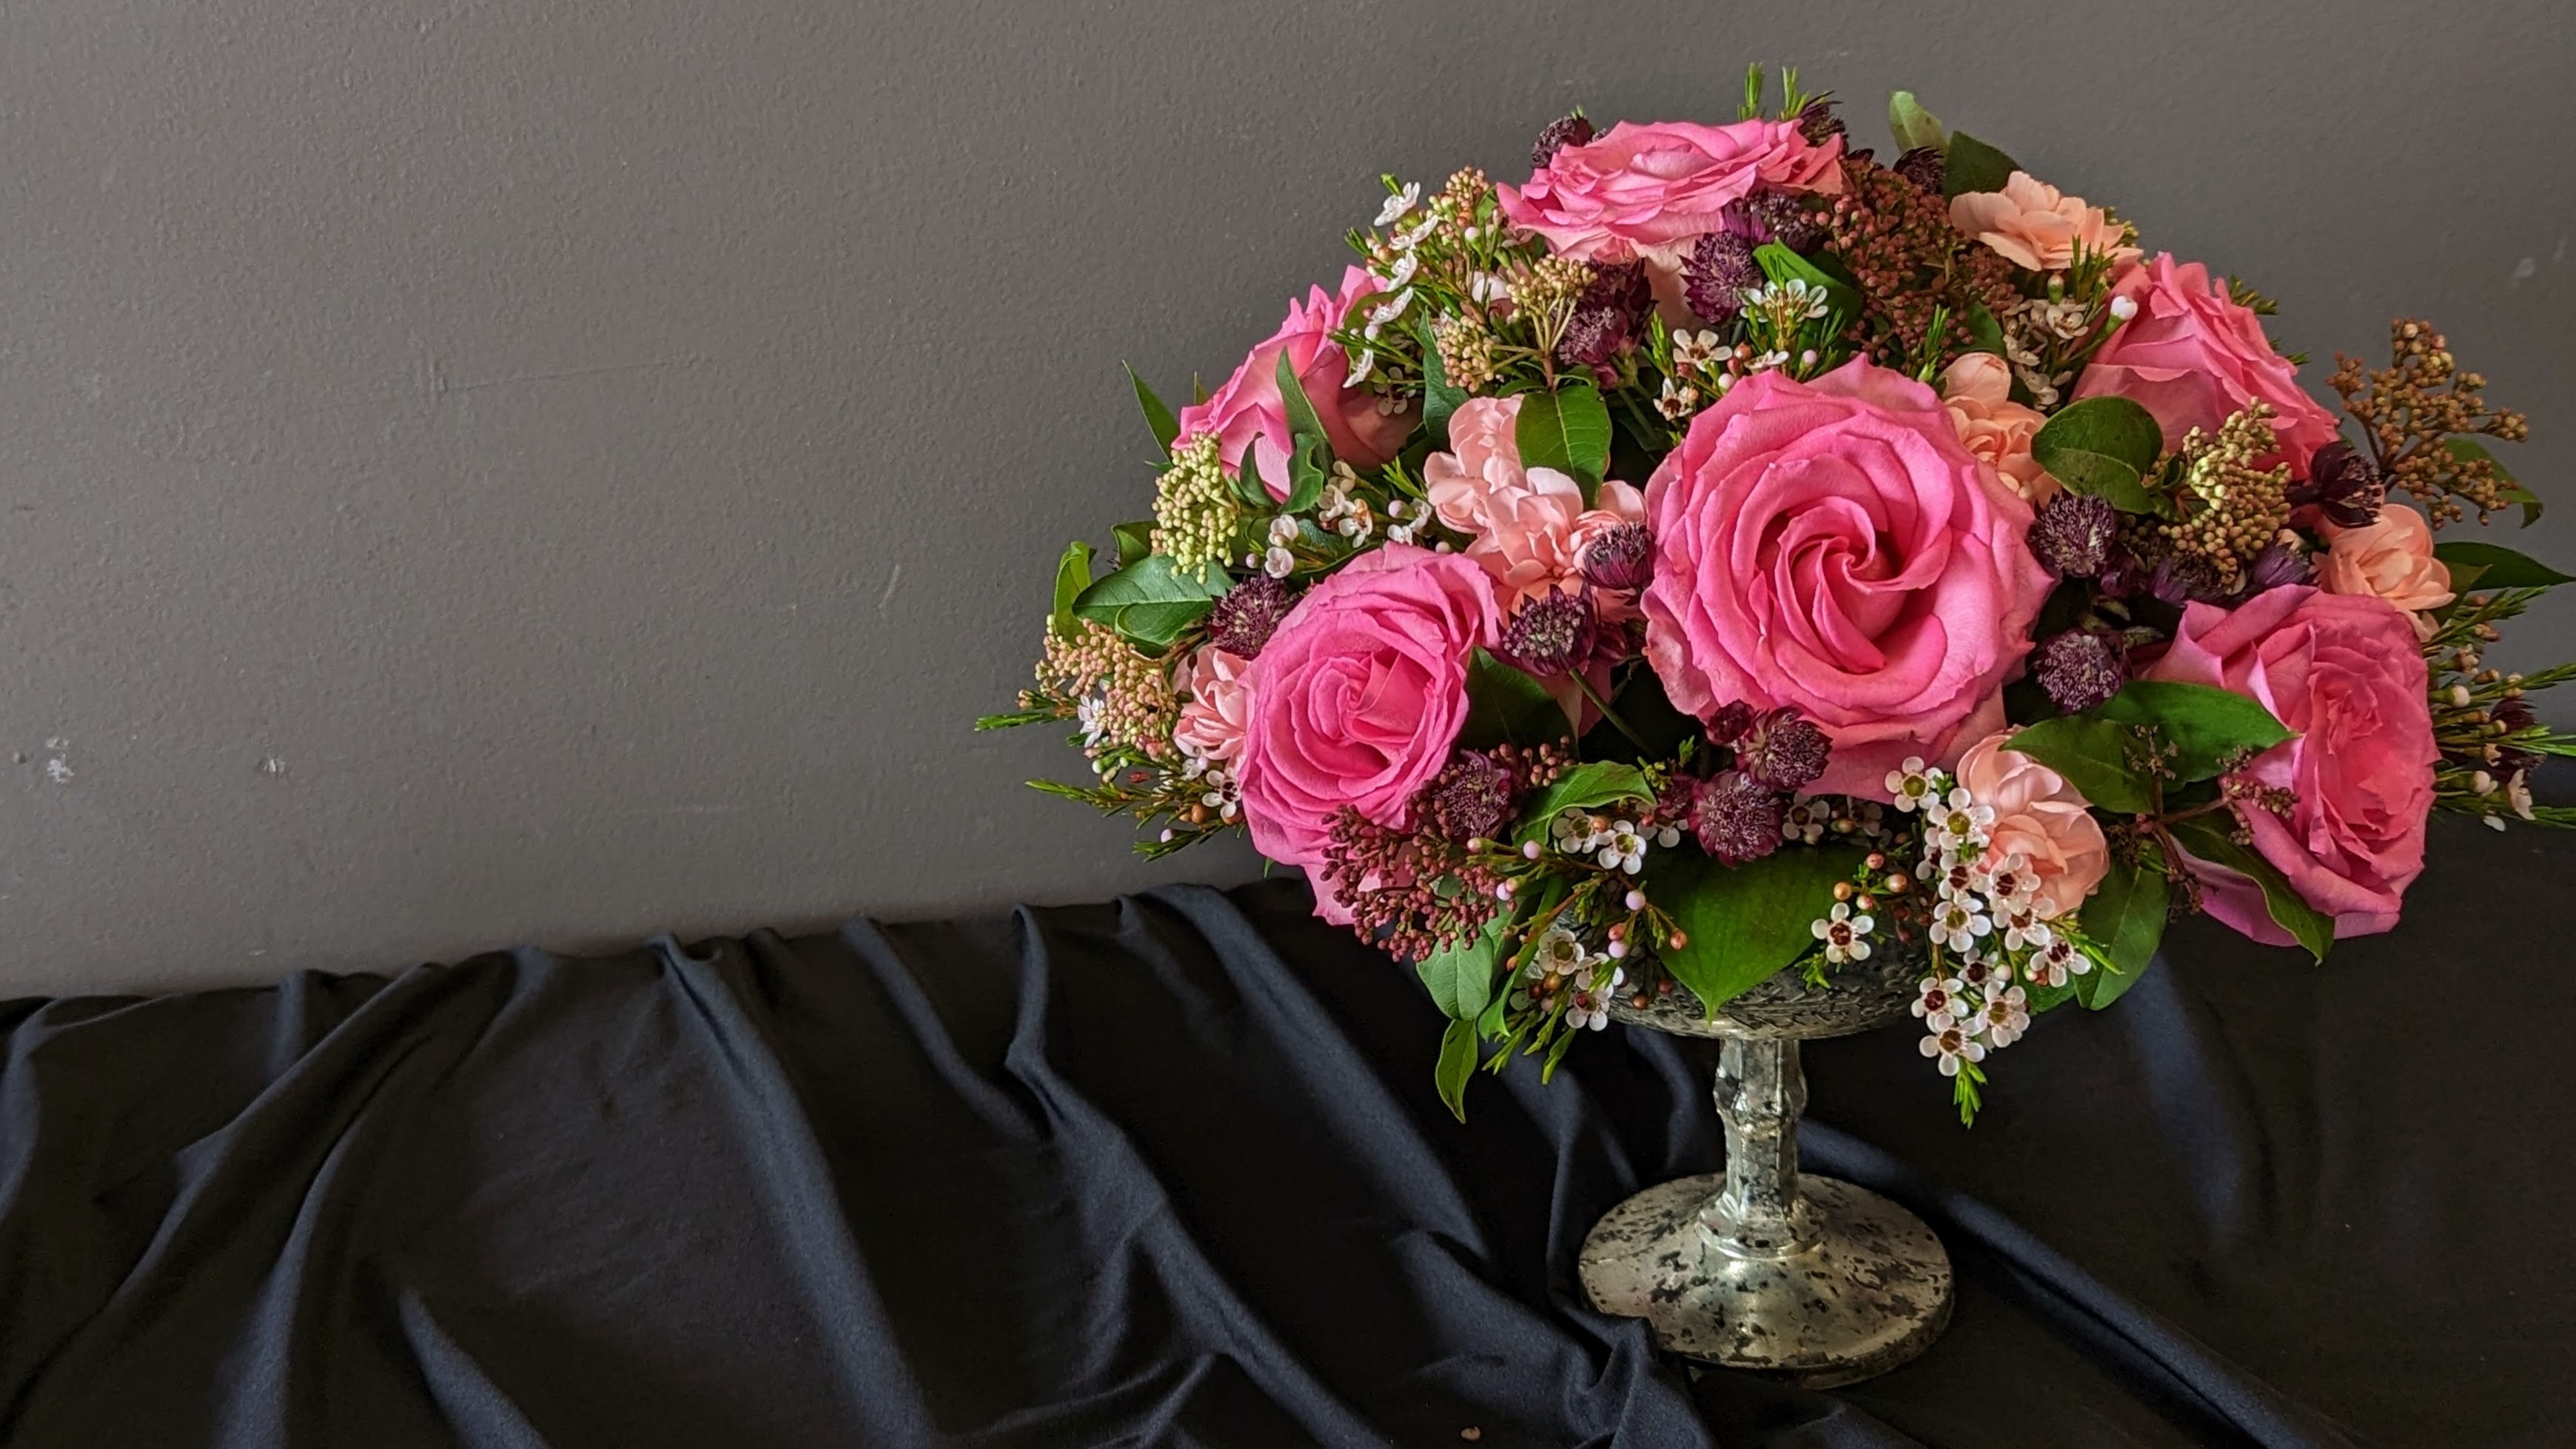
982;72;2572;1122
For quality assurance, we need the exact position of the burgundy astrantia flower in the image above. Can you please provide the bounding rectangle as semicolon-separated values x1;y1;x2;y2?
1532;113;1596;170
2027;493;2120;578
1683;771;1785;865
2287;441;2387;529
1494;588;1597;677
1737;707;1832;792
2033;629;2127;713
1204;574;1294;659
1577;521;1652;593
1421;749;1519;844
1682;231;1761;324
1557;258;1654;372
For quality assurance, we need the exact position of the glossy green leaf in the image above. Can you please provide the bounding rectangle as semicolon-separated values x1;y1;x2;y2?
1230;437;1272;509
1515;762;1651;841
2446;437;2540;526
1941;131;2022;198
2073;853;2168;1005
1282;433;1329;514
1419;321;1465;451
2074;941;2157;1008
1459;648;1570;749
2033;396;2167;514
2170;817;2334;963
1435;1019;1478;1122
1071;553;1221;651
1416;916;1503;1021
1753;242;1861;324
1274;350;1332;455
2002;715;2156;814
1887;90;1945;153
1963;300;2006;357
1514;381;1612;492
1647;844;1868;1014
1111;521;1155;569
1050;541;1096;641
2093;680;2294;782
2435;541;2573;589
1125;364;1181;453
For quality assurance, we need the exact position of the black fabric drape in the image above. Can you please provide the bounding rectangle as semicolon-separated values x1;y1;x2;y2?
0;817;2565;1447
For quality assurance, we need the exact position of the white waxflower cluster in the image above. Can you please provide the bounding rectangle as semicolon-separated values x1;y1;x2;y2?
1885;757;2090;1088
1550;807;1682;876
1176;751;1241;823
1512;926;1628;1031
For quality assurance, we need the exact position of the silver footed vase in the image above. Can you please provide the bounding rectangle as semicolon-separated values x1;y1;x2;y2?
1580;943;1952;1387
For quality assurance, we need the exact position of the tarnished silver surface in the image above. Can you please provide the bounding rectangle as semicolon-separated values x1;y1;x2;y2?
1582;954;1953;1385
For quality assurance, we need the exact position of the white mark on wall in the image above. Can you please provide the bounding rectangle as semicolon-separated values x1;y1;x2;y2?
879;563;904;614
2512;257;2538;287
259;757;288;777
44;758;73;784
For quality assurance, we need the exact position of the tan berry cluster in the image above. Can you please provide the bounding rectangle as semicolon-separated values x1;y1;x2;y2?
1033;620;1176;762
1824;157;2020;368
2160;404;2292;586
1150;432;1239;578
2330;319;2530;526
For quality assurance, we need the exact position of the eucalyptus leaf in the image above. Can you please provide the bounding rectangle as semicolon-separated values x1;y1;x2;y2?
2434;541;2574;589
2170;817;2334;962
1887;90;1946;153
2002;715;2156;814
2093;680;2294;782
1941;131;2022;198
1514;381;1612;492
1125;364;1180;453
1647;845;1868;1015
1460;648;1571;749
1050;541;1096;641
1435;1019;1478;1122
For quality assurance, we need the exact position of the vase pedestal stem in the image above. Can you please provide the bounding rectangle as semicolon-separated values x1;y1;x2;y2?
1577;1033;1955;1387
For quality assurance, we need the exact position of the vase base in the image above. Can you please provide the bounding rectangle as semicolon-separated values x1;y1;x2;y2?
1577;1173;1952;1388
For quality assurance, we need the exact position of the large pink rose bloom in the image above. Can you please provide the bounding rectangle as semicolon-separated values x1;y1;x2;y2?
1497;119;1845;319
2073;254;2341;478
1640;360;2052;797
1235;546;1501;912
1175;266;1417;499
2141;586;2436;943
1424;395;1646;611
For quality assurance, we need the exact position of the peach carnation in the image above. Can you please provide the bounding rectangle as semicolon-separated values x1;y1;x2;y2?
1939;353;2056;506
2316;503;2454;638
1949;171;2141;274
1953;732;2111;920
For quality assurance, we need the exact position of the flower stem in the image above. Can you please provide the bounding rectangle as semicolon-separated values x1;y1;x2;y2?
1572;672;1652;754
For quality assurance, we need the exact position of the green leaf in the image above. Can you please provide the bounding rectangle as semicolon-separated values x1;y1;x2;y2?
1125;364;1181;453
1753;242;1861;324
1887;90;1946;153
1419;321;1465;451
2435;541;2573;589
2093;680;2294;782
1962;300;2006;358
1460;648;1570;748
1646;845;1869;1014
1417;917;1503;1020
2075;943;2157;1009
1071;553;1221;651
2002;716;2156;814
1514;381;1612;492
2025;977;2080;1014
1274;351;1333;452
1941;131;2022;199
2169;817;2335;963
2446;437;2540;526
2032;396;2167;514
1230;438;1272;509
1435;1019;1478;1122
1281;432;1329;514
1050;541;1096;641
2074;854;2168;1004
1110;521;1155;569
1515;762;1651;841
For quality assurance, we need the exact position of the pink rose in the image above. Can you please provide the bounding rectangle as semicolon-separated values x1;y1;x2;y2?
1640;360;2053;796
1948;171;2141;274
1497;118;1845;319
2316;503;2454;638
1424;395;1646;610
1235;546;1502;894
2073;254;2341;478
1175;266;1418;499
1953;732;2111;920
1939;353;2056;506
2140;586;2436;943
1173;646;1254;764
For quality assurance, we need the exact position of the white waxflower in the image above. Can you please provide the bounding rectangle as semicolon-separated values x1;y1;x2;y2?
1655;825;1682;849
1369;289;1415;328
1552;808;1605;854
1344;349;1376;388
1886;757;1939;812
2510;769;2536;820
1383;251;1419;290
1811;903;1875;965
1396;214;1441;249
1919;1024;1987;1077
1374;182;1421;228
1564;988;1612;1031
1655;378;1700;421
1076;695;1108;749
1264;546;1295;578
1267;515;1301;546
1386;523;1415;546
1597;820;1649;874
1912;975;1965;1031
2108;293;2139;321
1929;787;1996;852
2001;906;2055;953
1781;800;1828;846
1931;897;1993;954
1529;926;1594;980
1973;986;2030;1048
1468;271;1510;304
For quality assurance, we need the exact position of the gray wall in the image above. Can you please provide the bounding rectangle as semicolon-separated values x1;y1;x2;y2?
1;0;2568;996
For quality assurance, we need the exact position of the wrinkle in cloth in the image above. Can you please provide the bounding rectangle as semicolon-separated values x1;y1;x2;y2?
0;818;2566;1447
